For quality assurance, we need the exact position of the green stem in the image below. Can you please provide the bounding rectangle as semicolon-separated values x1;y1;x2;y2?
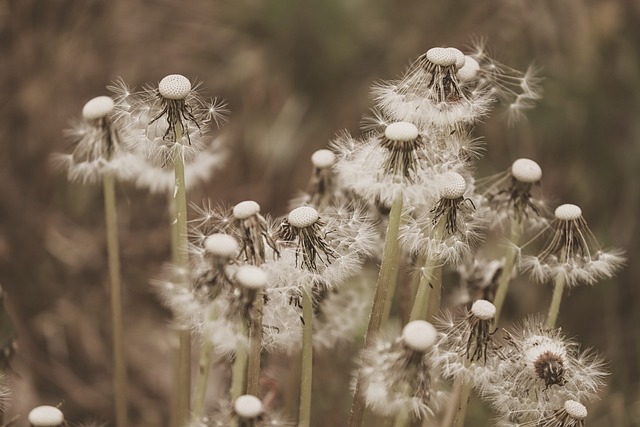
409;260;436;322
246;292;264;396
381;244;404;325
426;265;442;321
546;273;566;329
451;377;473;427
103;172;128;427
173;123;191;426
298;290;314;427
349;193;404;427
191;304;217;423
231;317;248;401
493;221;522;324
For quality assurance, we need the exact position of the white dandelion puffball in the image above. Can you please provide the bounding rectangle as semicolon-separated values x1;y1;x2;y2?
28;406;64;426
204;233;239;258
234;394;263;419
384;122;419;141
233;200;261;220
457;55;480;82
448;47;466;69
82;96;114;120
440;171;467;199
288;206;319;228
158;74;192;100
311;149;336;168
511;158;542;183
471;300;496;320
402;320;437;352
236;265;268;289
426;47;457;66
564;400;588;420
555;204;582;221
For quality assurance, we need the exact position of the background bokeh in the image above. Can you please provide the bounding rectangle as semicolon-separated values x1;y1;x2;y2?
1;0;639;425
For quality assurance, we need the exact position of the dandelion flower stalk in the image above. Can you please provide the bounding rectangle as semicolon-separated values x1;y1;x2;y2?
298;289;314;427
492;220;522;323
191;302;216;422
231;316;249;401
546;273;567;329
350;193;404;427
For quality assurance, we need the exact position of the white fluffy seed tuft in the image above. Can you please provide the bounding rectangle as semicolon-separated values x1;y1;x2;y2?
204;233;239;258
233;200;261;220
288;206;319;228
384;122;419;141
426;47;456;66
555;204;582;221
158;74;192;100
82;96;114;120
511;158;542;183
28;406;65;426
235;265;268;289
402;320;437;352
440;171;467;199
448;47;466;69
564;400;588;420
311;149;336;168
471;300;496;320
457;56;480;82
234;394;263;419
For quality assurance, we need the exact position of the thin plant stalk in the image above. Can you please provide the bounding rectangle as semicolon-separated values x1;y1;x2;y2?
451;376;473;427
168;196;179;427
409;260;437;322
349;193;404;427
103;171;128;427
546;273;566;328
246;292;264;396
381;247;404;325
230;317;249;401
493;221;523;324
298;290;314;427
426;265;443;321
172;122;191;426
191;304;217;423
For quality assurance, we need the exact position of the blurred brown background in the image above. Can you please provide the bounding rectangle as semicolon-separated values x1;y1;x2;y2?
1;0;639;425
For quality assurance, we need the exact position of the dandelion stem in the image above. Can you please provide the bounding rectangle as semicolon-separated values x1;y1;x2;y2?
192;304;217;423
381;246;403;325
409;260;437;322
546;273;566;328
231;317;248;401
103;171;128;427
493;221;522;324
246;292;264;396
451;376;473;427
298;289;314;427
349;193;404;427
426;265;442;320
391;410;409;427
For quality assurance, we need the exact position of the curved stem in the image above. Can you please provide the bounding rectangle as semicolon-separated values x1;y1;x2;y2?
546;273;566;328
493;221;522;324
298;290;314;427
103;172;128;427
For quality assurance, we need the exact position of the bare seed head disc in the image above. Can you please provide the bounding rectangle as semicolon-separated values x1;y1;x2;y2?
440;171;467;199
402;320;437;352
457;56;480;82
234;394;263;419
555;204;582;221
82;96;114;120
311;149;336;168
204;233;239;258
288;206;319;228
511;158;542;183
28;406;65;426
426;47;457;66
471;299;496;320
236;265;268;290
158;74;192;100
233;200;261;220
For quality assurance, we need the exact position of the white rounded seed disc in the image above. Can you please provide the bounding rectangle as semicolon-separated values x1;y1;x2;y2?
204;233;239;258
234;394;263;419
311;149;336;168
384;122;419;141
440;171;467;199
82;96;114;120
233;200;261;220
564;400;587;420
457;56;480;82
288;206;319;228
235;265;268;289
158;74;192;100
555;204;582;221
426;47;457;66
402;320;437;352
471;300;496;320
511;158;542;183
448;47;466;69
28;406;65;426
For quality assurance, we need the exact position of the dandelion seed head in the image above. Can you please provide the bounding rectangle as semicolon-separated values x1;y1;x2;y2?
402;320;437;352
204;233;238;258
233;200;261;220
439;171;467;199
564;400;587;419
158;74;192;100
82;96;115;120
311;149;336;168
457;56;480;82
234;394;263;419
448;47;466;69
28;406;65;426
288;206;319;228
384;121;419;141
511;158;542;183
471;299;496;320
426;47;457;66
554;204;582;221
236;265;268;289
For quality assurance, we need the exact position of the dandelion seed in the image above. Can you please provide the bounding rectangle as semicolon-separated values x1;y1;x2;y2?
28;406;64;427
521;203;625;287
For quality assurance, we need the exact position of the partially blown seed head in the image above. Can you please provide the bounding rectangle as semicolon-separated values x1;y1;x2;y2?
236;265;268;289
384;122;419;141
204;233;239;258
511;158;542;183
402;320;437;352
234;394;263;419
311;149;336;168
440;171;467;200
426;47;456;66
448;47;466;69
233;200;261;220
564;400;588;420
288;206;319;228
471;299;496;320
82;96;114;120
28;406;65;426
554;204;582;221
456;56;480;82
158;74;192;100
